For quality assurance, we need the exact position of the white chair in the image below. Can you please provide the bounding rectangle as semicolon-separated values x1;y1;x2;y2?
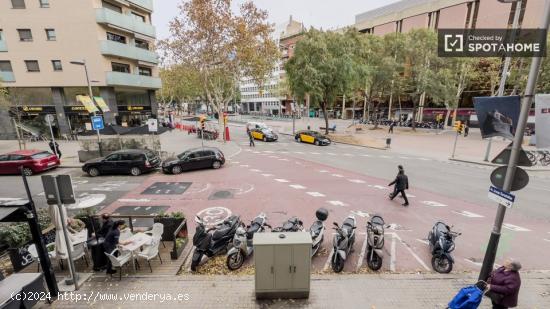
28;243;57;272
119;228;133;242
105;248;132;280
60;243;88;269
145;223;165;248
137;236;163;272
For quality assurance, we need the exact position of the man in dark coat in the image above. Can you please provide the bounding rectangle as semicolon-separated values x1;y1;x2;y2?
49;140;61;158
487;259;522;308
95;214;114;238
247;128;255;147
103;220;132;274
388;121;395;134
388;166;409;206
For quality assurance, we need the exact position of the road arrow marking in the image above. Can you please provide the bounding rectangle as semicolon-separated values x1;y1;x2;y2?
274;179;290;183
503;223;531;232
373;185;388;190
327;153;337;156
240;164;249;168
309;152;320;155
289;184;306;190
307;192;325;197
249;169;262;172
350;210;370;218
343;153;354;157
331;174;344;178
452;210;484;218
327;201;347;207
261;174;274;177
361;154;371;157
348;179;366;184
422;201;447;207
319;170;329;173
278;158;289;161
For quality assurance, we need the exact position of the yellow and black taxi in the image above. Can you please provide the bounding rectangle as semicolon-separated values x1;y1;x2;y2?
247;122;278;142
294;130;331;146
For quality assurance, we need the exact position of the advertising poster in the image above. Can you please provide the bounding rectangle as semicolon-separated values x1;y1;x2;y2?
535;94;550;149
473;96;521;140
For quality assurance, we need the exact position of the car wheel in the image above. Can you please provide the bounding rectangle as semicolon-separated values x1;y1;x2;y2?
87;167;99;177
295;136;300;142
22;167;33;176
171;165;183;175
130;167;142;176
263;136;267;142
314;140;320;146
212;161;222;169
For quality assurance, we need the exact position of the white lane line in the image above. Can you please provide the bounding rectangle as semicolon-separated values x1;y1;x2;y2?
294;151;305;154
319;170;329;173
261;174;274;177
268;156;279;159
390;233;396;272
249;169;262;172
327;200;347;207
263;151;274;153
307;192;325;197
133;206;141;211
232;161;240;164
543;239;550;242
356;235;369;272
331;174;344;178
323;248;334;272
327;153;337;156
399;156;410;160
278;158;289;161
348;179;366;184
274;179;290;183
373;185;388;190
418;158;430;161
289;184;306;190
309;152;321;155
503;223;531;232
452;210;484;218
421;201;447;207
361;154;371;157
415;239;429;245
343;154;354;157
279;151;289;154
240;164;250;168
379;155;392;159
396;234;430;271
118;198;150;203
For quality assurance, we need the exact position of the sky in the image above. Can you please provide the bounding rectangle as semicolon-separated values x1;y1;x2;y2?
152;0;400;40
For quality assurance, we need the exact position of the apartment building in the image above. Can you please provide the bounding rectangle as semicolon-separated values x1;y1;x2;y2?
0;0;160;138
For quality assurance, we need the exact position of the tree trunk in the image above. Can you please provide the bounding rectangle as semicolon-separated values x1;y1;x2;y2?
373;102;380;129
321;102;329;135
444;108;451;128
411;95;419;131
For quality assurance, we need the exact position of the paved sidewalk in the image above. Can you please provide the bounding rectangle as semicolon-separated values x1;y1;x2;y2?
40;272;550;308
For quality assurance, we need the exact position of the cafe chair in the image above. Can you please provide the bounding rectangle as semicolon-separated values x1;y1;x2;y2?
119;228;133;242
27;243;56;272
137;238;163;273
104;248;132;280
145;223;165;248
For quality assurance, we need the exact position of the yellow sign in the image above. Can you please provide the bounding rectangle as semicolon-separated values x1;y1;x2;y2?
76;95;99;113
22;106;43;112
70;106;87;111
127;105;144;111
94;96;110;112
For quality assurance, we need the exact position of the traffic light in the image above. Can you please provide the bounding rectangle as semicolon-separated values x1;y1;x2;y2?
454;121;462;133
199;116;206;130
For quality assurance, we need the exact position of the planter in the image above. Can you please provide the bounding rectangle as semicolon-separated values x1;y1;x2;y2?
170;219;188;260
8;246;33;272
154;217;184;241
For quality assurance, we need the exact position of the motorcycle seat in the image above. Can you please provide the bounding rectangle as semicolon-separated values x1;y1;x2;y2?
212;226;233;240
310;221;323;237
282;221;295;231
247;223;261;238
343;218;355;233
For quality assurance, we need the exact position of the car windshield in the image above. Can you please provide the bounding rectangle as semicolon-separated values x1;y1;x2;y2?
31;152;51;159
177;151;191;160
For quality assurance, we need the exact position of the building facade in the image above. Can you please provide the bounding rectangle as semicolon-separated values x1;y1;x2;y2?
0;0;160;138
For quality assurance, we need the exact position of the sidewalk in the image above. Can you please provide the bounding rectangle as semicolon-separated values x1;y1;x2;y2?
40;272;550;308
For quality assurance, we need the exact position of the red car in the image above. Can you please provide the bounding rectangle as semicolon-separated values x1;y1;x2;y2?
0;150;60;176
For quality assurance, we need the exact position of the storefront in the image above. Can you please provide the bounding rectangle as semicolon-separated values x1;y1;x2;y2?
64;105;93;134
117;105;152;126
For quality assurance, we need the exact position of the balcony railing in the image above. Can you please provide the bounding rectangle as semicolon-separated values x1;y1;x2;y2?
100;40;158;64
106;71;161;89
0;71;15;82
96;8;156;38
127;0;153;11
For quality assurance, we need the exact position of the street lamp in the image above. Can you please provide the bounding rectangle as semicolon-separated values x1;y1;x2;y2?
70;60;102;155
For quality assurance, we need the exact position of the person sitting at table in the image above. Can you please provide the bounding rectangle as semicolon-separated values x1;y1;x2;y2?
67;218;86;234
103;220;132;275
94;214;114;239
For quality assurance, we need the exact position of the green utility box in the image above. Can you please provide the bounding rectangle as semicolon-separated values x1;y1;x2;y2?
253;232;312;299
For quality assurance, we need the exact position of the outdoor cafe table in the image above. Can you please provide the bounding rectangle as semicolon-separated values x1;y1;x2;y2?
120;233;153;273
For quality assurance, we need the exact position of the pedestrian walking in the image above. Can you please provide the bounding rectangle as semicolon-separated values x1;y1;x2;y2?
486;259;522;309
247;128;255;147
49;139;61;158
388;165;409;206
388;121;395;134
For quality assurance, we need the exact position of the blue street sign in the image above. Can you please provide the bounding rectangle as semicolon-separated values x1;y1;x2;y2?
91;116;104;130
488;185;515;208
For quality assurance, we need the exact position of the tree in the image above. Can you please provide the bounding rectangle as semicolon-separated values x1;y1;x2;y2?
159;0;279;137
285;29;362;134
158;64;203;115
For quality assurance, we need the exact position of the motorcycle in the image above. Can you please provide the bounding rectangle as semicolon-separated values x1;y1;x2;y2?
226;213;271;270
330;215;357;273
309;208;328;257
191;215;240;271
366;215;385;271
428;221;461;273
272;216;304;232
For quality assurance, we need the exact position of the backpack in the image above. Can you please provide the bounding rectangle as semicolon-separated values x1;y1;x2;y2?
448;285;483;309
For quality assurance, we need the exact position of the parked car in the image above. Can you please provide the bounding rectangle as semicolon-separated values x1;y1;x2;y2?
250;126;278;142
82;149;160;177
294;130;331;146
162;147;225;174
0;150;60;176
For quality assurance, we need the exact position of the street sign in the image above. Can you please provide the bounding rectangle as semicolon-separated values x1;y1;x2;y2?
492;143;533;167
490;166;529;191
91;116;104;130
44;114;55;124
488;185;515;208
147;118;158;132
41;175;76;205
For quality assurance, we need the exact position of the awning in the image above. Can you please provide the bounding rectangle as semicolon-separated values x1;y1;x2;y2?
94;96;110;112
76;95;99;113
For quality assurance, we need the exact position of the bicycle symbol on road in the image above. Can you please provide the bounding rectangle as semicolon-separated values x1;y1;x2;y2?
196;207;232;226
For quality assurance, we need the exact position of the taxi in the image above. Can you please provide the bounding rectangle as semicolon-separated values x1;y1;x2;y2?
294;130;331;146
246;122;278;142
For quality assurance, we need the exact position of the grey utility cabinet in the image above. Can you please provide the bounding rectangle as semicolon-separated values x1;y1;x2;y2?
253;232;312;299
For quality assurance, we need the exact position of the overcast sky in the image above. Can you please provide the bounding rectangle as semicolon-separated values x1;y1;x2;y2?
152;0;400;40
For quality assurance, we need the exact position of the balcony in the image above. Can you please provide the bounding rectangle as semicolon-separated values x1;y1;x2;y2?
106;71;161;89
0;40;7;52
96;8;156;38
127;0;153;11
0;71;15;82
100;40;158;64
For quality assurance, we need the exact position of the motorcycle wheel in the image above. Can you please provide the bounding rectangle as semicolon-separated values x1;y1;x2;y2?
431;256;453;274
367;249;383;271
226;251;245;270
191;251;202;271
331;254;345;273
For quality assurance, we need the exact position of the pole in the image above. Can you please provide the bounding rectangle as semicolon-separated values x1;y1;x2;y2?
451;130;459;159
292;111;295;135
13;118;23;150
484;0;522;161
83;61;102;156
53;176;79;290
48;119;59;158
479;0;549;281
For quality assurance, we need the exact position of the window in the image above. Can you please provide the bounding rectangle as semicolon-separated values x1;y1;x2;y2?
17;29;33;42
135;39;149;50
11;0;25;9
45;29;56;41
51;60;62;71
31;152;51;159
0;155;8;161
0;60;14;73
0;30;4;41
39;0;49;8
111;62;130;73
9;155;27;161
25;60;40;72
138;67;151;76
106;32;126;44
131;12;146;22
105;154;120;161
102;0;122;13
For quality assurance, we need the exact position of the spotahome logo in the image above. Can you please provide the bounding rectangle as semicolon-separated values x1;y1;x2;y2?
438;29;547;57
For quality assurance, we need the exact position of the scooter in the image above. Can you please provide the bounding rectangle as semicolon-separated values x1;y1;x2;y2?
428;221;461;273
272;216;304;232
226;213;271;270
330;215;357;273
191;215;240;271
366;215;385;271
309;208;328;257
